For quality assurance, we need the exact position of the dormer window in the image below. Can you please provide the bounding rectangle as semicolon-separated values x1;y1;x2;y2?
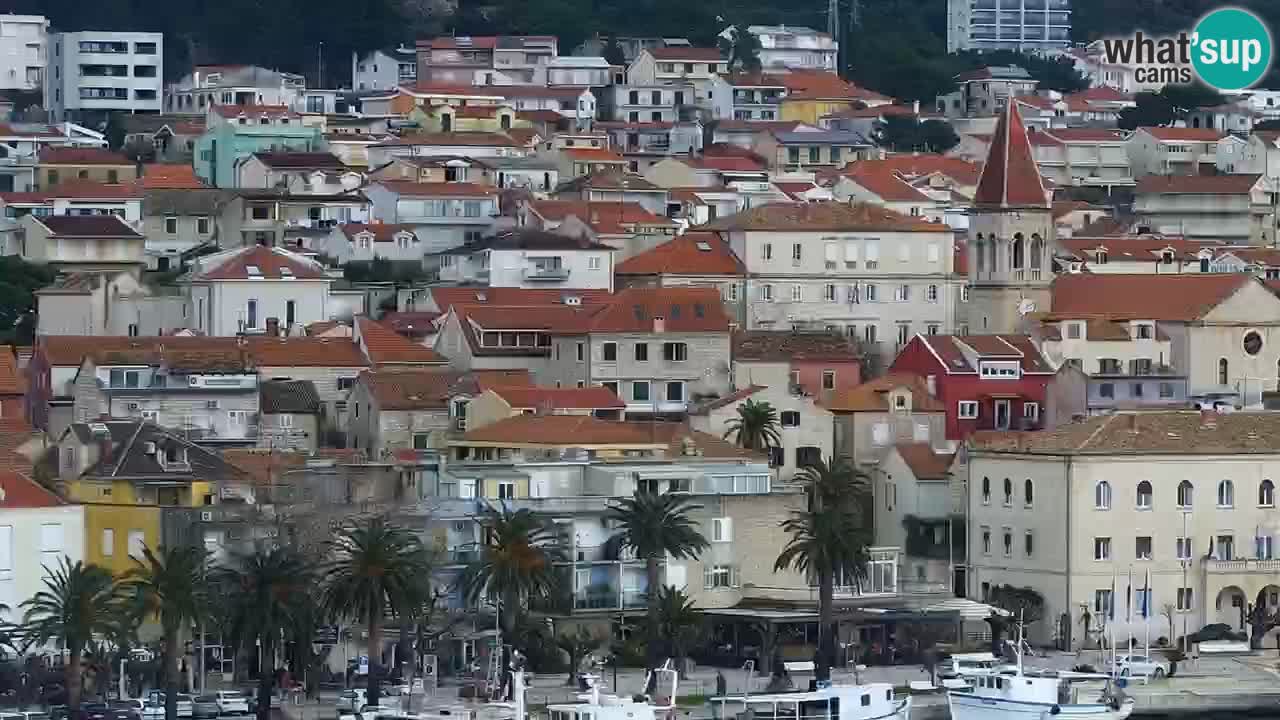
1094;249;1108;264
979;361;1020;379
1134;322;1154;340
1161;250;1174;264
894;394;907;410
1066;321;1084;340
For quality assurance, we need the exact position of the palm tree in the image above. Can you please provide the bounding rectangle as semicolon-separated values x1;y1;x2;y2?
555;627;603;686
125;545;207;720
774;458;872;682
22;559;123;720
458;506;564;694
607;492;709;676
655;586;703;677
320;516;433;709
723;399;781;452
219;545;313;720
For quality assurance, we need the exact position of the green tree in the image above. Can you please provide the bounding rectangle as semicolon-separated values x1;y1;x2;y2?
0;256;57;344
125;545;208;720
655;586;702;677
719;24;762;74
606;492;709;676
723;399;781;451
459;506;564;691
321;516;433;709
602;33;626;67
21;559;123;719
952;50;1088;93
555;627;604;685
774;458;871;682
875;116;960;153
218;546;313;720
1118;92;1174;130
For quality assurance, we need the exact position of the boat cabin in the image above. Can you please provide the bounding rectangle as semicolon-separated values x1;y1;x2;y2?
547;700;657;720
733;683;904;720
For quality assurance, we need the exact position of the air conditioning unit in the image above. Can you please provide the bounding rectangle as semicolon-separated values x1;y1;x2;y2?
200;511;213;522
126;402;141;411
454;417;467;431
206;400;219;410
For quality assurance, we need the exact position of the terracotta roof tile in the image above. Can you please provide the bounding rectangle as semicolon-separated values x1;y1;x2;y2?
429;287;613;310
259;379;321;414
895;443;955;479
211;104;298;119
529;200;675;234
1140;126;1224;141
339;223;419;243
733;331;860;362
1049;273;1251;321
373;132;517;148
36;215;142;238
821;373;944;413
193;246;326;280
488;384;625;410
140;164;206;189
615;232;743;276
380;312;441;338
356;316;449;365
970;410;1280;454
860;155;982;186
458;415;760;458
244;337;369;367
562;147;626;161
222;449;308;485
842;164;933;202
0;471;63;507
706;201;951;233
0;352;22;396
974;102;1048;209
569;287;730;334
39;147;131;165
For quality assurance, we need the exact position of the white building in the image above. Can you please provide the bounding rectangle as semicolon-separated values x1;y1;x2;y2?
946;0;1071;52
723;26;838;72
0;470;84;619
1133;174;1276;245
165;64;303;114
0;15;48;92
968;410;1280;647
436;228;615;290
45;31;163;121
351;46;416;92
318;223;424;264
182;245;333;337
545;56;614;87
1126;126;1224;177
19;214;145;271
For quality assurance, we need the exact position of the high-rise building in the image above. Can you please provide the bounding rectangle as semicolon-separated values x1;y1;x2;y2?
45;31;163;122
0;15;48;92
946;0;1071;53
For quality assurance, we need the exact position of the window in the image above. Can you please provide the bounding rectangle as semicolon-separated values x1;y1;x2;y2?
981;477;990;505
1136;536;1153;560
1096;589;1113;614
1259;535;1275;560
1137;480;1153;508
1094;537;1111;560
1002;478;1012;506
790;284;802;302
1024;478;1034;507
704;564;739;589
497;480;515;500
412;432;430;450
926;284;938;302
164;216;177;234
663;342;688;361
1218;479;1235;507
1244;330;1264;356
792;243;802;263
711;517;733;543
958;401;978;419
760;284;774;302
1160;382;1175;398
1215;534;1235;560
1176;537;1193;560
864;283;878;302
1024;530;1034;557
632;381;650;402
1176;587;1194;611
576;342;585;362
603;342;617;362
1023;402;1039;422
1219;357;1229;386
101;528;114;557
1100;383;1115;399
1095;480;1112;509
822;370;835;390
981;525;991;554
634;343;648;362
246;299;258;329
824;284;837;302
796;446;821;467
780;411;800;428
762;243;773;260
1002;528;1012;556
128;530;145;559
666;381;684;403
588;256;602;270
1178;480;1193;507
864;324;877;344
1261;479;1275;507
897;324;910;346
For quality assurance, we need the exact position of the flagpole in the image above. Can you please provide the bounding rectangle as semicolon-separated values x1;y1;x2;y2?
1126;566;1133;656
1143;570;1151;656
1108;568;1116;677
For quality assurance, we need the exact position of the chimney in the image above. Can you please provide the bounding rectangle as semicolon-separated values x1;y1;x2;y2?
653;315;665;333
266;317;280;337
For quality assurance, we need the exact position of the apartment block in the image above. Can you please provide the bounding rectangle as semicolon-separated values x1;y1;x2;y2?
46;31;163;121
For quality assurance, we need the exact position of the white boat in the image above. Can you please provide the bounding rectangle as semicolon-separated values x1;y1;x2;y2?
544;665;679;720
711;682;911;720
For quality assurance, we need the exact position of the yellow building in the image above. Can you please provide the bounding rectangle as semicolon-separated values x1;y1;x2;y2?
54;420;244;575
775;70;895;125
411;103;529;134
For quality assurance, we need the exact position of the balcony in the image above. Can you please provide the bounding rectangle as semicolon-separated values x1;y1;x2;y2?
573;586;648;611
1205;558;1280;574
523;265;570;281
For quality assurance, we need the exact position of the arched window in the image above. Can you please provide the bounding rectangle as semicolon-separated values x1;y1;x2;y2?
1219;358;1229;386
1011;233;1025;269
982;476;991;504
1003;477;1012;505
1218;479;1235;507
1030;234;1044;269
1095;481;1111;509
1177;480;1194;508
1261;479;1275;507
976;234;986;274
1024;478;1034;507
988;238;998;274
1137;480;1153;509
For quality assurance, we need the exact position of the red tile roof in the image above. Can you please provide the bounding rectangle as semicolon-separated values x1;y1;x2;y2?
706;201;951;233
1140;126;1224;141
0;352;23;395
842;164;933;202
563;147;626;161
733;330;860;362
1135;173;1261;195
529;200;675;233
915;334;1054;374
39;147;131;165
429;287;613;311
245;337;370;367
1049;273;1252;321
380;311;442;338
35;215;142;238
569;286;730;333
1043;128;1129;142
0;471;64;507
490;86;591;100
194;246;326;280
140;164;206;189
823;373;945;412
685;155;765;172
489;384;625;410
458;416;758;458
895;443;955;479
1068;86;1133;103
778;70;890;102
356;316;449;365
374;180;498;197
852;155;982;186
615;232;743;276
974;102;1048;209
363;369;461;410
648;47;725;61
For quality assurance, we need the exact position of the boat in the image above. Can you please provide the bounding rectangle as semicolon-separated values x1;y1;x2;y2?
710;682;911;720
544;664;679;720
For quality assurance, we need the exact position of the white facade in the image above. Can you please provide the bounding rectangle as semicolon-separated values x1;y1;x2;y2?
0;501;85;621
726;26;838;72
186;279;332;337
0;15;47;92
690;382;833;482
1126;129;1222;177
546;56;613;87
946;0;1071;52
45;31;163;120
351;47;416;92
440;245;615;290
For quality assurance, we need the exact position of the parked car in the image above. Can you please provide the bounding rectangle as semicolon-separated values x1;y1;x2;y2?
1109;653;1170;678
111;700;143;720
191;696;221;719
336;690;367;712
140;703;165;720
1185;623;1248;644
145;692;194;718
215;691;250;715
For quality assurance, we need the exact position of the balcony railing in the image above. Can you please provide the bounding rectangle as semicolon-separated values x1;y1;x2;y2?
1206;558;1280;573
523;266;570;281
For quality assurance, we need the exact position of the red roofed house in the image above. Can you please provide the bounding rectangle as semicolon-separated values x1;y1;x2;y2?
0;469;84;612
321;223;423;264
38;146;137;188
19;215;146;271
889;334;1059;439
354;316;449;367
467;384;625;429
1127;126;1225;177
365;180;500;252
435;228;616;291
183;245;333;336
830;164;945;222
967;101;1058;336
0;351;25;419
1133;173;1275;244
615;232;745;322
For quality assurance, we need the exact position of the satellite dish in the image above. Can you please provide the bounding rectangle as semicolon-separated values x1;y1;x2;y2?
1018;299;1036;316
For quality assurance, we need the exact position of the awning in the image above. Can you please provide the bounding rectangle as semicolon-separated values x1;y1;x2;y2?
921;599;1012;620
983;392;1025;399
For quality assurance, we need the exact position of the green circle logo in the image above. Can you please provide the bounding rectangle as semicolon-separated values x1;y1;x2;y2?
1192;7;1272;90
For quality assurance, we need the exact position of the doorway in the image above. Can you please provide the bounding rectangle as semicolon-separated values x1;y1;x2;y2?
994;400;1011;430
